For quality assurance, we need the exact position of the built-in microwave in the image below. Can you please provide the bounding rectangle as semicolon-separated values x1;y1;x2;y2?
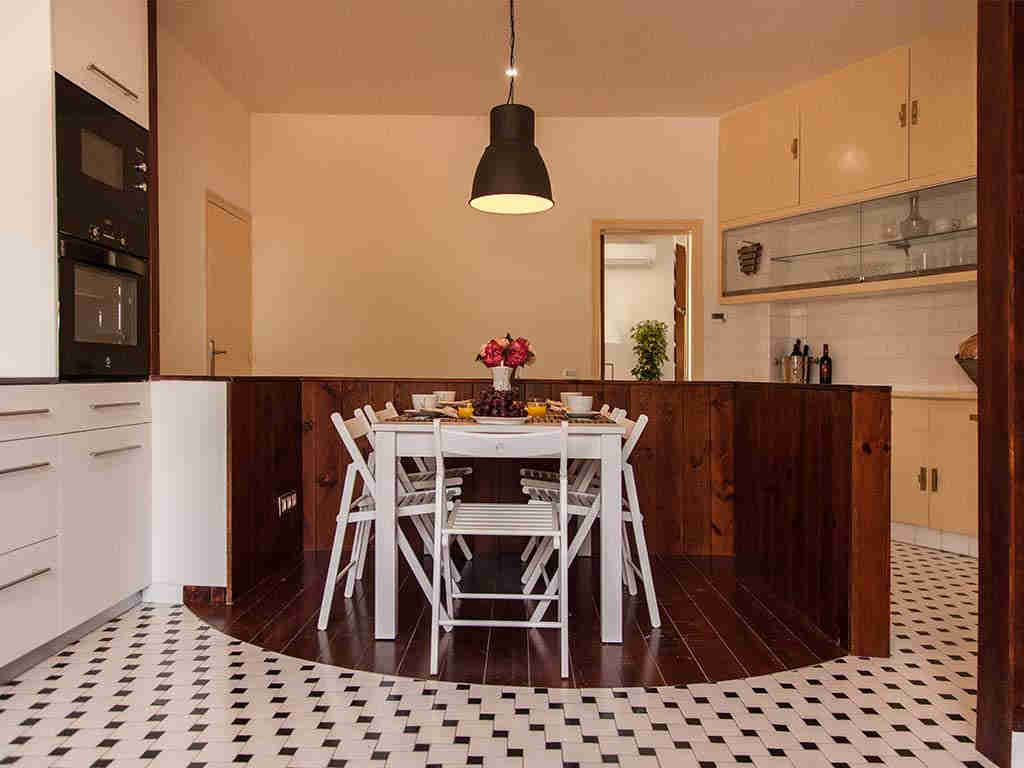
55;74;149;257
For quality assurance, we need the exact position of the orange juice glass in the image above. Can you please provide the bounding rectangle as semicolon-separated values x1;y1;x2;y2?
457;405;474;420
526;401;547;419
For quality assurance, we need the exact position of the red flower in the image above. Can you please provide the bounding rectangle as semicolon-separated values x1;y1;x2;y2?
505;337;532;367
481;340;505;367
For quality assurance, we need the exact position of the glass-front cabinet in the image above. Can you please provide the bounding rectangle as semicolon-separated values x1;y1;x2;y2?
721;178;977;299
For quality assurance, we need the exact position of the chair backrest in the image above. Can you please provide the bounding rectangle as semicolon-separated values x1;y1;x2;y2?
618;413;648;463
331;411;375;492
362;402;399;447
432;420;568;479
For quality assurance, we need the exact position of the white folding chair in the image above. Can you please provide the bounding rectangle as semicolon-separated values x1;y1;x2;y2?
517;405;626;564
429;420;571;678
521;413;661;629
363;402;474;563
316;410;461;630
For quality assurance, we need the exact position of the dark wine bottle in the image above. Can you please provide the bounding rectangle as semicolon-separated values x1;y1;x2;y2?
819;344;833;385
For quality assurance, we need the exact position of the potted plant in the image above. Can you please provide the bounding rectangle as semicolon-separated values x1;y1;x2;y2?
476;333;536;391
630;320;669;381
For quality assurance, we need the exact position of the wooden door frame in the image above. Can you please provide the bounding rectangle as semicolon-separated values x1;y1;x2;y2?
591;219;704;381
204;191;253;375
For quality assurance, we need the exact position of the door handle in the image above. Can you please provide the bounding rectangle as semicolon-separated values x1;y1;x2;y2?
0;408;50;418
918;466;927;491
90;444;143;458
931;467;939;493
0;567;51;593
90;401;142;410
899;102;907;127
0;461;51;477
209;338;228;376
910;99;919;126
86;63;140;100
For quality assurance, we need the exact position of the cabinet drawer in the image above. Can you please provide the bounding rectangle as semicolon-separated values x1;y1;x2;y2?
0;437;60;555
62;383;151;432
0;537;59;667
0;387;67;442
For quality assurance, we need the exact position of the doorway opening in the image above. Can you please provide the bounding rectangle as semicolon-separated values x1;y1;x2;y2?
205;192;253;376
592;220;703;380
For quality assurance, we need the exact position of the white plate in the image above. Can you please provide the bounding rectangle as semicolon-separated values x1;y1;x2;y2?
472;416;530;425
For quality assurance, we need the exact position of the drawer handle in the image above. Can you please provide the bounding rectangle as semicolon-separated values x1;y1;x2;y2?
86;63;140;100
0;461;51;477
90;401;142;410
0;408;50;417
90;444;143;458
0;567;51;594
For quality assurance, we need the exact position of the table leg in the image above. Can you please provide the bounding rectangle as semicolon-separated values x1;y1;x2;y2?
374;430;398;640
600;434;623;643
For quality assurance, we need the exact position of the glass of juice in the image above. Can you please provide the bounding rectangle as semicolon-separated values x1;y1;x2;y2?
457;405;474;420
526;400;547;419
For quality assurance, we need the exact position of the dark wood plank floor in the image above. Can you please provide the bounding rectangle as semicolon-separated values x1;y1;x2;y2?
187;550;844;688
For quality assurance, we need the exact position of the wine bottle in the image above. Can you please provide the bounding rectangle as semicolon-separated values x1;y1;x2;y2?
819;344;833;385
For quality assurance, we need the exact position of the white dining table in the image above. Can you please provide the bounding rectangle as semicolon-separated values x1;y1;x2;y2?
371;418;627;643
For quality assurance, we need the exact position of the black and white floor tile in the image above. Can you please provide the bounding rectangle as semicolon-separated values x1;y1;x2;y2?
0;542;994;767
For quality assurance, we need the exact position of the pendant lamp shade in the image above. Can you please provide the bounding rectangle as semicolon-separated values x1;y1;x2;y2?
470;104;553;214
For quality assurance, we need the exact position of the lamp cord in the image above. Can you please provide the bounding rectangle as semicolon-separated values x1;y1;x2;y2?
506;0;516;104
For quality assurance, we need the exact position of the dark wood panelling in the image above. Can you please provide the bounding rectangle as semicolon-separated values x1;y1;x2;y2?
146;0;160;374
732;383;888;658
709;384;735;555
977;2;1018;763
228;380;303;600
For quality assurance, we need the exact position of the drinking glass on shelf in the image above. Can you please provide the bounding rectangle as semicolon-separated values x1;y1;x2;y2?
457;404;474;420
526;400;547;419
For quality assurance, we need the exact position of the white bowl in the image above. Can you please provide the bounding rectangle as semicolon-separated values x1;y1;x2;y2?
565;394;593;413
412;393;439;410
560;391;582;406
433;390;456;402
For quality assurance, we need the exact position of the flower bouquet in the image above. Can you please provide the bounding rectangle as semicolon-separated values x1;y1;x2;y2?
476;334;535;391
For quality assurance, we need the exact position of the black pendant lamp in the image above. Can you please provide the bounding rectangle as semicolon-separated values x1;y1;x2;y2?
469;0;553;214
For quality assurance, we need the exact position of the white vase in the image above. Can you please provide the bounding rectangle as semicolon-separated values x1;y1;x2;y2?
491;364;513;392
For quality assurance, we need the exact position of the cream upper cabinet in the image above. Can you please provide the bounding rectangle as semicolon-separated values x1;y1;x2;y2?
891;398;930;528
908;9;977;181
927;400;978;536
800;46;909;204
719;93;800;223
53;0;149;128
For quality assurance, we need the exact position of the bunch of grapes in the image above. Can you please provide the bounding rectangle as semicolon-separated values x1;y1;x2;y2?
472;388;526;417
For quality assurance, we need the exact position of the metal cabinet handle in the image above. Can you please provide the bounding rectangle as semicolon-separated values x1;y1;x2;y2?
90;444;143;458
899;102;907;127
209;338;228;376
0;461;51;477
0;408;50;418
86;63;140;100
790;137;799;159
918;466;927;491
910;99;919;125
0;567;51;593
90;401;142;410
931;467;939;492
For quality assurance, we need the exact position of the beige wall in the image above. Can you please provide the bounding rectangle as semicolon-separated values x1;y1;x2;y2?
250;113;724;378
157;27;251;375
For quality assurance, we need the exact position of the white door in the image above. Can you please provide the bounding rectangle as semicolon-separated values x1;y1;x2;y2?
205;199;253;376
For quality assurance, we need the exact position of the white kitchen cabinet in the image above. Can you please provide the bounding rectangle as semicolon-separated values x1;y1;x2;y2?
0;0;58;379
53;0;149;128
0;537;59;667
59;423;151;632
63;382;152;431
0;437;60;556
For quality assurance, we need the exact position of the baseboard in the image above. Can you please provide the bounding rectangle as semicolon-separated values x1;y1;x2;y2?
0;592;142;684
142;581;184;604
891;522;978;557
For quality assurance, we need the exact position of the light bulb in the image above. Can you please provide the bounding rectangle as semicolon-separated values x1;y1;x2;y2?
505;67;518;77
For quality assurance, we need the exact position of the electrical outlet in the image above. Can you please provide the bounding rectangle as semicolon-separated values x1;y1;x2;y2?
277;490;298;516
562;368;578;378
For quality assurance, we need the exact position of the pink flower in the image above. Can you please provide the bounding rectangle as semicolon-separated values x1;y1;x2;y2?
481;340;505;367
505;337;532;367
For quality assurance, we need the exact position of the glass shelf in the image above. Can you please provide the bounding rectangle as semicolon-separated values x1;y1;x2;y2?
770;226;978;263
722;178;977;297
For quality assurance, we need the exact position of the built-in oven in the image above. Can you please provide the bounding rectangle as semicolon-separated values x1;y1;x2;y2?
55;73;150;379
58;238;148;379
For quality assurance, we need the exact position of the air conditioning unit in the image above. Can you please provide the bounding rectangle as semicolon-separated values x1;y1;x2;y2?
605;242;656;267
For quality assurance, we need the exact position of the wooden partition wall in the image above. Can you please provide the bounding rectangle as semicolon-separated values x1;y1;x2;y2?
297;376;889;656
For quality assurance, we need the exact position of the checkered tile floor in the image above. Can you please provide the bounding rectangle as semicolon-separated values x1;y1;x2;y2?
0;542;994;767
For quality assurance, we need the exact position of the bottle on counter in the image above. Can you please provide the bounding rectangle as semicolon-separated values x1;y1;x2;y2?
819;344;833;385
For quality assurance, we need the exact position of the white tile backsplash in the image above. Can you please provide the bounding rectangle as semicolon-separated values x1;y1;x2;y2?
769;285;977;389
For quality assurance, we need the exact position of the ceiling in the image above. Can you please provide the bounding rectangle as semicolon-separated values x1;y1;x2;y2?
158;0;973;117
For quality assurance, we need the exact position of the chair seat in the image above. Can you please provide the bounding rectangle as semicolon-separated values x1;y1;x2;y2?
520;486;637;521
408;467;473;483
443;502;559;538
354;487;460;512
